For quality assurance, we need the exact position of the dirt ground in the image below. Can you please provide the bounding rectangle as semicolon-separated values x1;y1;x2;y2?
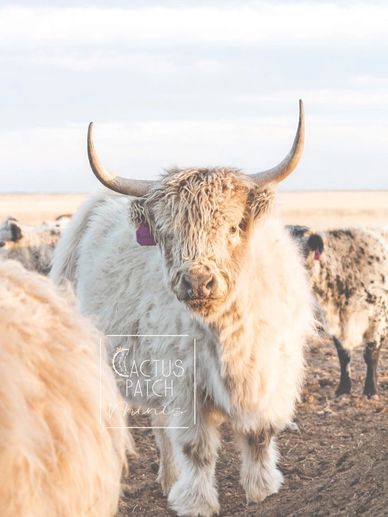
118;336;388;517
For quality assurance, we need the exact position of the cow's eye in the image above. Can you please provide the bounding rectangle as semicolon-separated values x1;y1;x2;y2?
229;225;239;236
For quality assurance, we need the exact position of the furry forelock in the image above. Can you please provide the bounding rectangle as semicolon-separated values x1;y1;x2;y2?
130;167;274;258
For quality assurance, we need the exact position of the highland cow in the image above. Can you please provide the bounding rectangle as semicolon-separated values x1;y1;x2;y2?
0;260;133;517
0;215;71;274
51;101;314;516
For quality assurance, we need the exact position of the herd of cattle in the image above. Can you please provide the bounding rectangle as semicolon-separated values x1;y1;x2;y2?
0;102;386;516
1;215;386;401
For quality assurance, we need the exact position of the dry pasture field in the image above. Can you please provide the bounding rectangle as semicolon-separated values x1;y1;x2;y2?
1;191;387;516
1;190;388;229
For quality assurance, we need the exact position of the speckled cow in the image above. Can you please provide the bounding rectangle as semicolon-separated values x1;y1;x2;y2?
289;225;388;398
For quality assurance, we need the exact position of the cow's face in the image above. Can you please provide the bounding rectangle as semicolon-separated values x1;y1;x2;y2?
0;218;22;248
130;168;273;317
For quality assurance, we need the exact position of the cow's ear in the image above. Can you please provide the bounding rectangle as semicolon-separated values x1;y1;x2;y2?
129;198;146;226
9;221;22;241
307;233;324;254
248;187;274;220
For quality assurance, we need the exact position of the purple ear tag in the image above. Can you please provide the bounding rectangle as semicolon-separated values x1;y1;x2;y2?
136;222;156;246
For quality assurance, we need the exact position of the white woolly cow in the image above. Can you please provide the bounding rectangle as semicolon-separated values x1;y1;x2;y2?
289;225;388;398
0;260;133;517
0;215;71;274
51;101;314;516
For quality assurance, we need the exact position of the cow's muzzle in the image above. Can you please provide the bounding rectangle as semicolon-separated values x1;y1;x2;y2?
181;270;216;300
174;265;222;303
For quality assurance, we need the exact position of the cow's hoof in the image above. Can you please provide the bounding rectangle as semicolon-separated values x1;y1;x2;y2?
243;466;283;503
335;383;351;397
285;421;299;432
363;389;379;400
168;478;220;516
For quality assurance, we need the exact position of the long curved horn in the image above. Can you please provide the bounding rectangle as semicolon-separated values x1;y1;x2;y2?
87;122;154;197
251;99;304;187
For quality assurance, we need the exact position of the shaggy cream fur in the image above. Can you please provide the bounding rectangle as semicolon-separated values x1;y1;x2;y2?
0;260;133;517
51;168;314;516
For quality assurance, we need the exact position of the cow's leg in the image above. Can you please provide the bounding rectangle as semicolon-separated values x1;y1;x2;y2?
333;336;352;396
151;414;178;495
363;341;381;398
235;427;283;503
167;412;221;517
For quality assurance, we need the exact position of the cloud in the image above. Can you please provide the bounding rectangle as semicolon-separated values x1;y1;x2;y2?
24;52;179;73
0;3;387;54
1;2;387;191
235;89;388;110
1;114;387;192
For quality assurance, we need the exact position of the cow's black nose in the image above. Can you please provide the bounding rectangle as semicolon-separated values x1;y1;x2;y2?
181;272;216;299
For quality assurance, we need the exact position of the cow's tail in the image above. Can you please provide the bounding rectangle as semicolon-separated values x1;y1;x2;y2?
50;191;111;286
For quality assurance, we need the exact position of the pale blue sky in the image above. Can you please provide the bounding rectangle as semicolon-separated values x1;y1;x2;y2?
0;1;387;192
